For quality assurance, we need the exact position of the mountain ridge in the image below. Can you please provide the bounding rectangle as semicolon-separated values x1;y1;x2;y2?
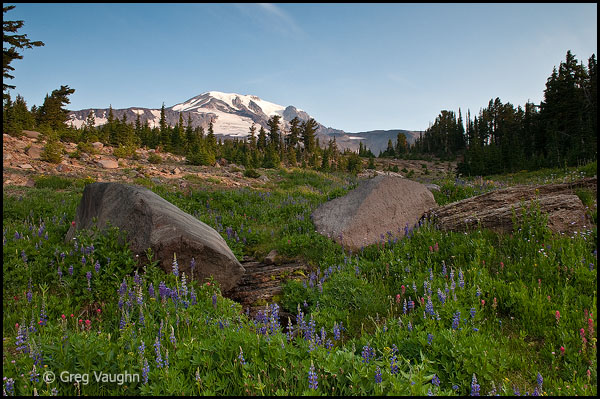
67;91;423;154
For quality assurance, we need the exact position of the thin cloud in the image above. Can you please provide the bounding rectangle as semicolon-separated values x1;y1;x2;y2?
237;3;305;39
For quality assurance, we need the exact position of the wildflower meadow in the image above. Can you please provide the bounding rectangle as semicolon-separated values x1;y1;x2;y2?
2;164;597;396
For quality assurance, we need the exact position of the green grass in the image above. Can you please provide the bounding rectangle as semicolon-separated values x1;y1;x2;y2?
2;163;597;396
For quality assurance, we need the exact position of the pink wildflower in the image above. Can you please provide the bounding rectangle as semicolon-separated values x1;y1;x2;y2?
555;310;560;323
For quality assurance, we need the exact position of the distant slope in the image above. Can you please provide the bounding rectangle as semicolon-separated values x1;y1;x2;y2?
67;91;420;153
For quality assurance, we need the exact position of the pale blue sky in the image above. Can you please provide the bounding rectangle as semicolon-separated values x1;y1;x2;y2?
5;3;597;132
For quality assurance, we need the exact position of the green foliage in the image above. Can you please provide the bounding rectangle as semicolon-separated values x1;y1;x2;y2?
147;153;163;164
41;132;64;164
2;168;597;396
76;141;97;155
113;144;137;159
33;175;73;189
243;169;261;178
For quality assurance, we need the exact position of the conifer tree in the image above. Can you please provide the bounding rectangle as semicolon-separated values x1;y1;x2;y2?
267;115;281;151
257;126;267;150
36;85;75;132
3;5;45;98
248;123;257;149
302;118;318;155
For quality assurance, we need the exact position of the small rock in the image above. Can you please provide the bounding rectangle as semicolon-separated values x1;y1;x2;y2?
263;250;279;265
56;164;71;173
22;130;41;139
96;159;119;169
172;167;181;175
19;163;34;170
91;142;104;150
26;145;43;159
25;178;36;187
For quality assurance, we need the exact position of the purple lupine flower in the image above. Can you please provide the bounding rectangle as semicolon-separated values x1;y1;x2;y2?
81;255;86;266
68;265;74;276
476;286;481;297
432;374;440;387
118;281;129;299
452;311;461;330
119;313;127;330
333;322;341;341
425;297;434;316
4;378;15;395
361;344;375;363
21;250;27;263
390;355;398;375
39;304;48;326
180;273;188;298
154;336;163;368
212;293;217;309
190;257;196;276
286;318;294;342
471;374;480;396
458;269;464;288
86;271;92;291
190;287;197;305
169;325;176;346
172;254;179;277
441;260;447;277
375;366;382;383
403;298;407;314
437;288;446;305
142;358;149;384
138;340;145;355
134;272;142;286
408;297;415;311
15;325;29;353
308;363;318;389
158;281;169;300
29;367;40;383
536;373;543;390
238;347;247;365
94;260;100;273
136;286;144;306
427;333;434;345
470;308;476;318
148;283;155;299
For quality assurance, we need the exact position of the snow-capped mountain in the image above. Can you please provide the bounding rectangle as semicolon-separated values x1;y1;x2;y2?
67;91;422;154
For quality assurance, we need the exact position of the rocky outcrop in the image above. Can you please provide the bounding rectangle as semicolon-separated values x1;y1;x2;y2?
65;182;245;291
311;175;438;250
424;177;596;234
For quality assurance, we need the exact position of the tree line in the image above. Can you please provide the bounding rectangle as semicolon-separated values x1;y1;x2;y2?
378;50;596;176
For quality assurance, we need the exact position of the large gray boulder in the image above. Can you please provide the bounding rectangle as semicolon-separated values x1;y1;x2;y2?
65;182;245;291
311;175;437;250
